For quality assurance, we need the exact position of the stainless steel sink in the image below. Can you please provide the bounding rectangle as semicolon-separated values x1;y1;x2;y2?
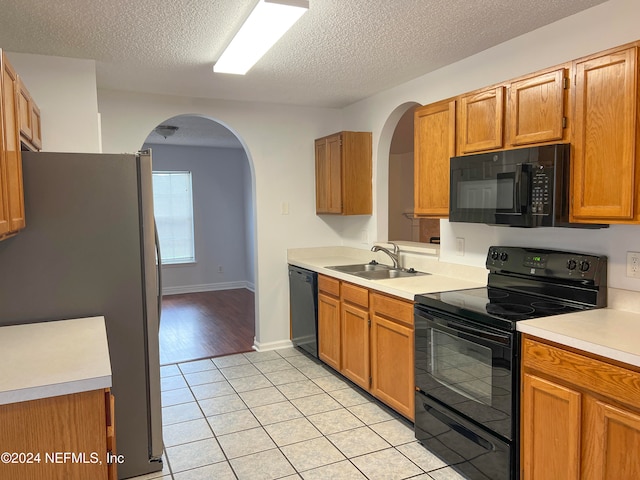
326;263;393;273
326;263;429;280
353;268;429;280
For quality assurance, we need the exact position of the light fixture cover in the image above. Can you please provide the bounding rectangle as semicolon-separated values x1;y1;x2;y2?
214;0;309;75
155;125;179;138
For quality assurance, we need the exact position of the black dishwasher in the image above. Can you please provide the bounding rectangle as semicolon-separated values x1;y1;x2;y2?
288;265;318;358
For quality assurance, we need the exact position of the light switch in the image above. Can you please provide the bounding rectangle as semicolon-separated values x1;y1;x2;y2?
281;202;289;215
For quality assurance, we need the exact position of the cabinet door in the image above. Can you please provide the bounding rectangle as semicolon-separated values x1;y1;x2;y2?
17;78;32;142
318;291;341;371
508;68;567;146
582;396;640;480
458;86;505;154
31;101;42;150
1;54;25;234
572;46;638;222
0;390;109;480
521;373;582;480
341;303;369;389
315;134;342;214
414;99;455;217
370;293;414;420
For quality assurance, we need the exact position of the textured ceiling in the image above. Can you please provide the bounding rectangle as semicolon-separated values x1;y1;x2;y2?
0;0;605;109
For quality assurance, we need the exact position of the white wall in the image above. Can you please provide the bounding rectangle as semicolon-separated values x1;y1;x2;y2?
97;89;345;349
144;143;252;294
7;52;101;153
388;152;414;241
12;0;640;352
342;0;640;292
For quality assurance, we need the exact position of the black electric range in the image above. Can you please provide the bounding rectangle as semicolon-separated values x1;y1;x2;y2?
414;246;607;480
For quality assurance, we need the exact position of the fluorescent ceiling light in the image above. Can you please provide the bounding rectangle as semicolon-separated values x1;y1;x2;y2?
213;0;309;75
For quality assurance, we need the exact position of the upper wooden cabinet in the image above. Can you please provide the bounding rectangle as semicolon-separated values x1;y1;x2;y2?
458;85;505;154
17;76;42;151
414;99;455;217
0;51;25;239
315;131;372;215
571;45;639;223
507;67;568;147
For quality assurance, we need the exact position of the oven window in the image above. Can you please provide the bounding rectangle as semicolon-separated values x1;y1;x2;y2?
429;329;493;405
456;178;513;210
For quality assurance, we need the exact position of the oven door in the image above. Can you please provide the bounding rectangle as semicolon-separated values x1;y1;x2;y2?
414;305;515;440
415;391;511;480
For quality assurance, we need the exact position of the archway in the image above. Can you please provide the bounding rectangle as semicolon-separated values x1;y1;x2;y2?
377;102;440;245
142;114;257;364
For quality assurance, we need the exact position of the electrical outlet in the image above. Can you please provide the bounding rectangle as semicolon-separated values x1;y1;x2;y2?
627;251;640;278
456;237;465;256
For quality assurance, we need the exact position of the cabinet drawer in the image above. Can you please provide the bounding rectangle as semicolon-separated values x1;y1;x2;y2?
523;337;640;408
371;293;413;326
318;274;340;297
341;282;368;308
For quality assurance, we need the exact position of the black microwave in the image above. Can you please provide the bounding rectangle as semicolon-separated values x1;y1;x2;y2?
449;144;599;228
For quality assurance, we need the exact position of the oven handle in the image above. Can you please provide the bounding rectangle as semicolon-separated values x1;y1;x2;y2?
424;402;495;452
416;308;512;346
445;320;512;346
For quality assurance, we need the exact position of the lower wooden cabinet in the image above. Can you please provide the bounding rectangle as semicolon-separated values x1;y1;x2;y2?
318;275;341;371
340;282;370;390
370;292;415;419
317;274;415;420
521;335;640;480
0;388;117;480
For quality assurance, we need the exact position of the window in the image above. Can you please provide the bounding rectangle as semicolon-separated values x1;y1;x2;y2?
152;171;195;264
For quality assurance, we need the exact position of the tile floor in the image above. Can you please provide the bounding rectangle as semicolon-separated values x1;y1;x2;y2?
130;348;467;480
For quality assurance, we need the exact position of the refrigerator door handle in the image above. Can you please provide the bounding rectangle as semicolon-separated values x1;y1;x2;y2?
155;221;162;328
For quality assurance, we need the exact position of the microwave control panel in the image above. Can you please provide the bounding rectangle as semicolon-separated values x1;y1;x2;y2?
531;165;551;214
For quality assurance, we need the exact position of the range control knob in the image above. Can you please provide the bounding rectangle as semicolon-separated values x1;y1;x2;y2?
500;252;509;262
567;259;577;270
491;250;499;260
579;261;591;272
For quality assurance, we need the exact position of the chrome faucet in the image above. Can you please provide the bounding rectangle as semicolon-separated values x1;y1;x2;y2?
371;242;400;269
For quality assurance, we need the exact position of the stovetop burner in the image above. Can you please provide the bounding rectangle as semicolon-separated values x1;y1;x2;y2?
485;302;536;319
414;246;607;331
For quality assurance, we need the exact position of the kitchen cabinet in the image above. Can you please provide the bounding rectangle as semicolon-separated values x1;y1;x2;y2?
457;85;505;154
0;50;25;239
570;44;639;223
414;99;455;217
340;282;370;390
318;274;341;371
0;389;117;480
507;67;568;147
316;274;415;420
521;335;640;480
370;292;414;420
17;76;42;151
315;131;372;215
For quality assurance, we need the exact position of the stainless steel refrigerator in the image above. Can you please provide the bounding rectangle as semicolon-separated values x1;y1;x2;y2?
0;151;163;479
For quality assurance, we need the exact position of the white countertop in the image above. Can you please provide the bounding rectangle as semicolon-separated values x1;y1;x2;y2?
518;309;640;368
289;246;640;369
0;316;112;405
288;253;484;300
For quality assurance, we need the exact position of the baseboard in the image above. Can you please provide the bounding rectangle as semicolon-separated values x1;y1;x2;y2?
252;338;294;352
162;281;253;296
